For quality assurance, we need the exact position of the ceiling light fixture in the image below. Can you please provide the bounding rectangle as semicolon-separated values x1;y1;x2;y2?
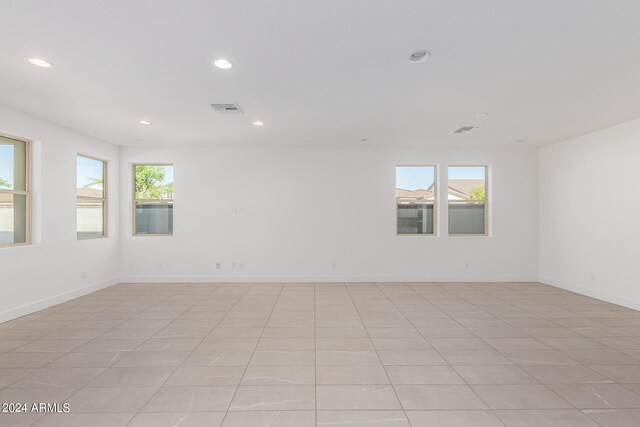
516;139;528;143
214;59;233;69
409;50;430;63
475;112;489;118
252;121;264;126
27;57;52;68
138;120;152;125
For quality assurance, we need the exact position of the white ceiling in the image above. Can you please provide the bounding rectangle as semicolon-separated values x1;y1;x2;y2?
1;0;640;148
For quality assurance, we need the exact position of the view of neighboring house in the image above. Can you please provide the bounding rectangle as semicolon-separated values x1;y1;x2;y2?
396;179;485;202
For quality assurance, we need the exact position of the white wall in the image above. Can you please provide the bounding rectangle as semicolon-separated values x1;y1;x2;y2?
539;118;640;310
0;104;120;322
120;146;538;282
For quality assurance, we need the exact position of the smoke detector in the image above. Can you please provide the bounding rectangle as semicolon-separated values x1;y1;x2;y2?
211;103;242;113
452;126;480;135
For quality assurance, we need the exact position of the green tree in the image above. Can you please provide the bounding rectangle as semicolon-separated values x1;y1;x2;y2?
0;178;10;189
470;186;486;201
135;165;171;199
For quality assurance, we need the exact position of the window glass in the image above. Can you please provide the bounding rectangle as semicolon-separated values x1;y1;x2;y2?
448;166;487;235
77;155;107;239
0;136;29;246
396;166;436;235
134;164;173;235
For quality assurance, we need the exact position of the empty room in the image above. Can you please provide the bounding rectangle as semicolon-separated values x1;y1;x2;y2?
1;1;640;426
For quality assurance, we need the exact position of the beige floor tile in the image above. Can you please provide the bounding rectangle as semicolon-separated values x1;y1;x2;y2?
73;339;144;352
33;413;134;427
129;412;225;427
317;410;410;426
316;385;401;410
241;365;315;385
495;409;600;426
453;365;538;384
316;365;389;384
522;365;613;384
0;352;62;368
88;366;174;387
548;383;640;408
13;339;87;353
142;386;236;412
229;385;315;410
500;349;578;365
250;350;315;365
385;365;465;384
316;350;380;365
66;387;158;412
377;350;446;365
4;282;640;425
197;337;259;351
395;384;488;410
165;366;245;386
472;384;573;409
256;338;315;350
10;367;104;388
316;338;373;350
135;337;202;351
0;368;34;387
183;350;254;366
427;337;492;350
406;410;504;427
440;350;512;365
113;350;189;367
0;413;42;427
222;411;315;427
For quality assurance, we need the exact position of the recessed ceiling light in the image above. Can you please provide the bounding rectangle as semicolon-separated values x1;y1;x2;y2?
409;50;430;63
516;139;528;143
360;138;369;142
27;57;52;68
138;120;152;125
214;59;233;69
475;112;489;118
252;121;264;126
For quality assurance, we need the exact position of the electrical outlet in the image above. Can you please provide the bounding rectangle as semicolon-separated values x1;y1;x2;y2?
80;272;87;280
465;261;470;269
158;262;164;270
591;273;596;282
232;262;237;270
128;264;133;270
239;263;246;270
331;262;337;269
216;263;221;269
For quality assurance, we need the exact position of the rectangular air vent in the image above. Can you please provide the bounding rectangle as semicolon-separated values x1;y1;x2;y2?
211;103;242;113
452;126;480;134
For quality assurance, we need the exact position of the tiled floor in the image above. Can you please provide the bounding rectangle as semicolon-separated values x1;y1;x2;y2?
1;282;640;426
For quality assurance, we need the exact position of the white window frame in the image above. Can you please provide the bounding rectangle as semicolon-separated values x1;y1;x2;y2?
76;154;108;240
132;163;173;236
447;164;489;237
0;134;31;248
396;164;438;237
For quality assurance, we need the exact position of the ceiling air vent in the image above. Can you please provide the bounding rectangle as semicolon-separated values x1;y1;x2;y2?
452;126;480;134
211;103;242;113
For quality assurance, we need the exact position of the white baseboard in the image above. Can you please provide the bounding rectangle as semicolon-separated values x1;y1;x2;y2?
0;277;120;323
119;274;539;283
540;276;640;311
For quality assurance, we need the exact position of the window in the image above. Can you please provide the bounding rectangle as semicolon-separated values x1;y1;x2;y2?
448;166;488;235
396;165;436;235
0;135;30;247
77;155;107;239
133;164;173;235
